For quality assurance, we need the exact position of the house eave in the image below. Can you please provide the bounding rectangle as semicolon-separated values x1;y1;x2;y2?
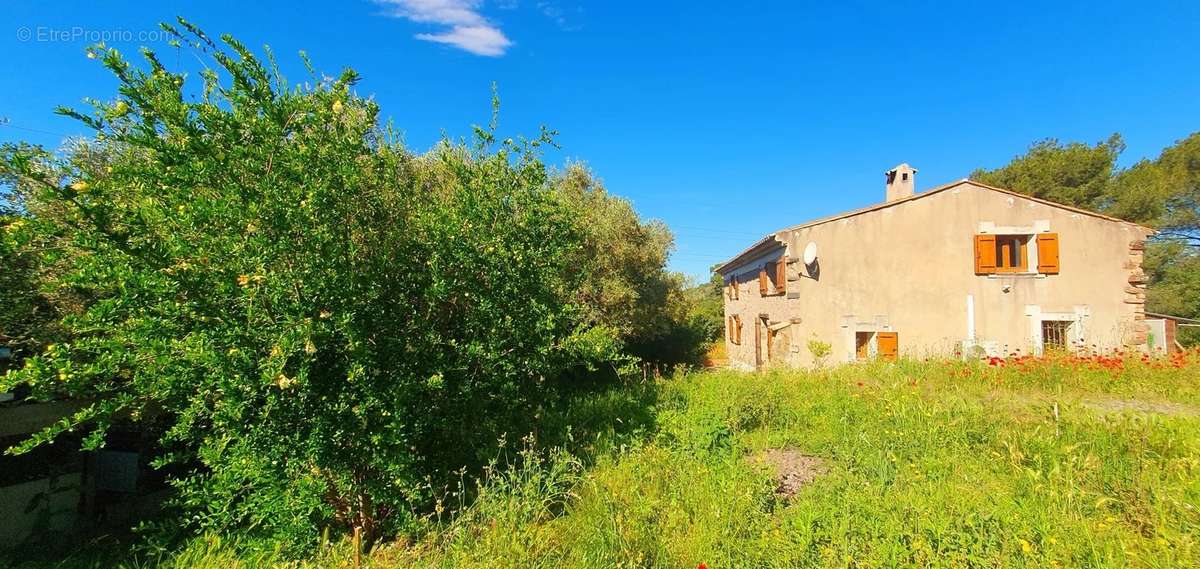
715;234;786;275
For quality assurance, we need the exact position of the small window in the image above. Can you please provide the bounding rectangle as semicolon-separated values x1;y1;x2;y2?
1042;320;1071;352
993;235;1029;273
855;332;874;360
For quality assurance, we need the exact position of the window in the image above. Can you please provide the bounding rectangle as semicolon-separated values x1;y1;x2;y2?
1042;320;1071;352
855;332;874;360
975;232;1059;275
759;258;788;296
994;235;1029;273
855;331;899;360
727;315;742;345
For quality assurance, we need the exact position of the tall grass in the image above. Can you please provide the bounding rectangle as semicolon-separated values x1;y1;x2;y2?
13;353;1200;567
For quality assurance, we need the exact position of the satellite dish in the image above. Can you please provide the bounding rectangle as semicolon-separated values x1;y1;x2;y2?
802;241;818;266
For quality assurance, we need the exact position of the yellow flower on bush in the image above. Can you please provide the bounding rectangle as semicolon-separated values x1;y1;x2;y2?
70;180;89;192
332;100;344;113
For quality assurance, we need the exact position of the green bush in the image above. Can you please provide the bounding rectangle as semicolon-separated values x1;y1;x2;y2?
0;21;623;550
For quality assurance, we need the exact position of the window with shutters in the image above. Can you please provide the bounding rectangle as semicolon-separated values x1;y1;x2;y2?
727;315;743;345
760;258;787;296
975;232;1059;275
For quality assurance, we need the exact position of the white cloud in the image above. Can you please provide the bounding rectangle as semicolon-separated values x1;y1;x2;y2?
415;25;513;56
376;0;513;56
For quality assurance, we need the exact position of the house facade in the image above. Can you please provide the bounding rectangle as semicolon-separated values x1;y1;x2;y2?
717;164;1154;369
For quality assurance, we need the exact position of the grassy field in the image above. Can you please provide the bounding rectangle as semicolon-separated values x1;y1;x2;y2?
17;351;1200;568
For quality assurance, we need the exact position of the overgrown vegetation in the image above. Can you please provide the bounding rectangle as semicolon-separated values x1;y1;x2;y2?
0;21;707;554
23;352;1200;567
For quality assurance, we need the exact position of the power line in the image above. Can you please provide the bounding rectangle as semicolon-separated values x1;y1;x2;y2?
0;119;74;139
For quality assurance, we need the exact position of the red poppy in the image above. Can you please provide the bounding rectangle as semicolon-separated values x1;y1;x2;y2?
698;564;708;569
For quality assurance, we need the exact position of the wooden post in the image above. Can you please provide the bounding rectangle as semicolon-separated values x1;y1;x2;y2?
353;526;362;569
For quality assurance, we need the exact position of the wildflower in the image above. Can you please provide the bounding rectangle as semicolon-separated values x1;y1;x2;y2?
237;274;251;286
69;180;89;192
275;374;294;389
698;564;708;569
332;99;344;113
857;382;864;387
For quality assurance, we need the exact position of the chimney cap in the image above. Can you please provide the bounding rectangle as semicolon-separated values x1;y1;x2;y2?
885;163;918;175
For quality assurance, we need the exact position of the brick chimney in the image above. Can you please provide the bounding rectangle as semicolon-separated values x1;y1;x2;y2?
885;163;917;202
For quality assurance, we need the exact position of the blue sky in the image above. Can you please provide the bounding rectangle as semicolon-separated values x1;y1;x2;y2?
3;1;1200;281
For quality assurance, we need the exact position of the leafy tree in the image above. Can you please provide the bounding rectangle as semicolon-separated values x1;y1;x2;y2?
1129;132;1200;244
552;164;701;363
971;134;1125;211
683;268;725;344
1;22;621;550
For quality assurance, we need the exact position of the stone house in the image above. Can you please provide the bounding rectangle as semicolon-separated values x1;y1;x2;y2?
716;164;1154;369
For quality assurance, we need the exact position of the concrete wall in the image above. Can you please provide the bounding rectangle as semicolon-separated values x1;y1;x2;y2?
0;474;81;547
722;182;1151;368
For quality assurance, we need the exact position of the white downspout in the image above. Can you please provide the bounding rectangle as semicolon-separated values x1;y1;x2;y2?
966;294;976;343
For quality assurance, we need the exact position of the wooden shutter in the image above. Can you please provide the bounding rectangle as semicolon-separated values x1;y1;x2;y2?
974;235;997;275
1037;233;1060;274
758;266;769;295
774;257;787;293
733;315;742;344
877;332;898;360
731;274;739;300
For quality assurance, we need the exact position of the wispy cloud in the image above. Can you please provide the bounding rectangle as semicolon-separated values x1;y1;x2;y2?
376;0;513;56
536;1;582;31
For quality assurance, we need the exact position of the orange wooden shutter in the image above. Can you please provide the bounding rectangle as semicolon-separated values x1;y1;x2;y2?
877;332;898;360
1037;233;1060;274
734;315;742;344
726;316;733;342
731;274;739;300
974;235;997;275
758;266;769;295
774;257;787;292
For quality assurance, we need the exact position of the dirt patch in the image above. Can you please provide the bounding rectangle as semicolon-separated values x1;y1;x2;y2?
752;448;826;499
1082;397;1200;417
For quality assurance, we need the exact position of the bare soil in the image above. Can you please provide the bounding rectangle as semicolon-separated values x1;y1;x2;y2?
753;448;826;499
